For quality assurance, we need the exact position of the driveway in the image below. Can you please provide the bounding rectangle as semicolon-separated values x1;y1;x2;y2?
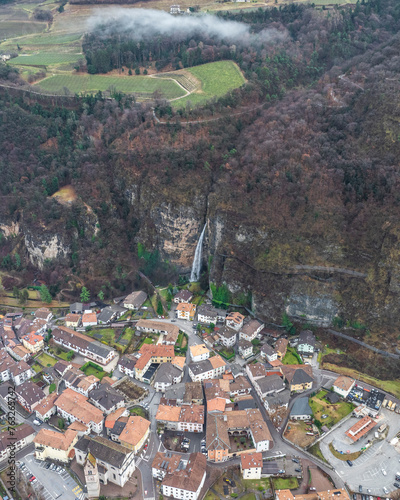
23;453;84;500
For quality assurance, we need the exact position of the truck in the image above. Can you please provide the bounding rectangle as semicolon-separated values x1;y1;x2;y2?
387;400;393;410
382;399;388;408
391;403;396;412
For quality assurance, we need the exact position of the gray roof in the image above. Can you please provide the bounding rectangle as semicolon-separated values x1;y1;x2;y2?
197;304;218;318
154;363;181;385
236;398;257;410
118;356;137;371
255;374;285;395
298;330;316;348
290;397;312;417
89;385;125;411
97;307;115;323
218;326;237;340
164;383;186;401
124;291;147;308
17;380;45;406
292;369;314;385
87;341;114;359
188;359;213;376
240;319;263;336
174;290;193;301
266;390;291;408
238;339;252;349
70;303;83;313
75;435;132;468
261;343;275;356
111;420;126;436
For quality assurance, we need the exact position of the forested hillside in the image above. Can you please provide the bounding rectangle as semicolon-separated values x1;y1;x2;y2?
1;0;400;359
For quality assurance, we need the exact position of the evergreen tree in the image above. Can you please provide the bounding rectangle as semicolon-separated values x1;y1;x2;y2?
40;285;52;304
80;286;90;303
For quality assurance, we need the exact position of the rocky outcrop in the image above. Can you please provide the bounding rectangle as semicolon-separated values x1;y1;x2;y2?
24;232;70;270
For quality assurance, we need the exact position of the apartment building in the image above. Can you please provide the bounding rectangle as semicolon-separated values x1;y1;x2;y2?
241;452;263;480
239;320;264;342
188;355;226;382
55;388;104;434
34;429;78;463
160;452;206;500
156;404;204;433
189;344;210;363
176;303;196;321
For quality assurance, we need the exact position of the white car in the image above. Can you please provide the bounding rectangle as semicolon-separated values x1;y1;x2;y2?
382;469;387;476
383;487;389;494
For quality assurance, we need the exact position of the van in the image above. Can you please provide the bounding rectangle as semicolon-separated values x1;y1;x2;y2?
33;419;42;426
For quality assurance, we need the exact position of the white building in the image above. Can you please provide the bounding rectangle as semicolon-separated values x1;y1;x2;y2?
161;453;206;500
238;339;253;359
239;319;264;342
189;344;210;362
225;312;245;331
188;356;226;382
332;375;355;398
297;330;316;356
217;326;237;348
240;452;262;480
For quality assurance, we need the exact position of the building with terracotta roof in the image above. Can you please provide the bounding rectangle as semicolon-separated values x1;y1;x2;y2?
345;415;377;442
171;356;186;372
176;302;196;321
8;342;31;361
116;416;150;453
275;489;349;500
67;420;90;436
152;451;182;480
160;452;206;500
134;344;174;381
275;338;289;359
241;452;263;479
190;344;210;363
135;319;180;345
82;312;98;328
229;376;252;397
35;392;58;421
75;435;136;488
55;388;104;434
332;376;355;398
105;408;129;431
206;409;273;462
173;290;194;304
239;320;264;342
156;404;205;433
63;366;99;397
123;290;147;310
246;362;268;384
65;313;81;328
34;429;78;463
225;312;245;331
207;398;226;413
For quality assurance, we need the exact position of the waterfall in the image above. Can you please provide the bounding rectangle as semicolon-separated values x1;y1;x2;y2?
190;224;206;282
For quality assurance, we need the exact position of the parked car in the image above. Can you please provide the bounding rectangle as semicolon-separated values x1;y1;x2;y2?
394;483;400;489
292;458;300;464
295;468;302;473
347;460;353;466
45;463;51;469
29;476;36;482
383;487;389;495
382;469;387;476
359;486;363;493
33;419;42;426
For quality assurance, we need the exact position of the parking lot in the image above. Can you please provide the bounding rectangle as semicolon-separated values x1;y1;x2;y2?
320;408;400;496
22;453;85;500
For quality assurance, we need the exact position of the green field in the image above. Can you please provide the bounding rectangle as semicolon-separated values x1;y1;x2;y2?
282;346;303;365
35;74;186;98
15;32;82;45
172;60;246;108
37;352;58;366
309;390;354;428
1;21;45;38
10;52;82;67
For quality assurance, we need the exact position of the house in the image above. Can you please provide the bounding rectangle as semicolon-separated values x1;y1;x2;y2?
188;355;226;382
0;423;35;462
275;338;289;359
238;339;253;359
164;382;204;406
197;304;219;325
75;435;136;488
65;313;81;328
104;407;129;434
281;365;314;393
7;342;30;362
134;344;174;382
135;320;180;345
55;388;104;434
35;392;58;422
253;374;285;399
117;355;137;378
34;308;53;323
239;320;264;342
225;312;245;331
154;363;183;392
171;356;185;372
53;360;72;378
332;375;355;398
229;376;251;397
160;452;206;500
152;451;182;480
189;344;210;362
97;307;116;325
10;359;34;386
289;397;313;420
89;384;125;415
170;4;181;14
325;391;341;404
217;325;237;348
176;302;196;321
15;380;46;412
156;404;204;433
63;366;99;397
113;416;150;453
52;326;115;366
264;390;291;414
173;290;194;304
297;330;316;357
123;291;147;310
260;344;278;363
34;429;78;462
246;363;267;384
241;452;262;480
82;312;98;328
21;332;44;353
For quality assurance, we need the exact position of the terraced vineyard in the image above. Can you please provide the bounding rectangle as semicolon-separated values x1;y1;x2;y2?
153;71;199;93
35;74;186;99
9;52;83;67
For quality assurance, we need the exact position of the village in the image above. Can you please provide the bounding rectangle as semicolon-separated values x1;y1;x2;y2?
0;285;398;500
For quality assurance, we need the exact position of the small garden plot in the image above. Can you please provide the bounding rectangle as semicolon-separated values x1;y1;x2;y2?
272;477;299;490
36;352;57;366
80;361;105;380
309;390;354;428
284;420;317;448
282;346;302;365
116;379;146;400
